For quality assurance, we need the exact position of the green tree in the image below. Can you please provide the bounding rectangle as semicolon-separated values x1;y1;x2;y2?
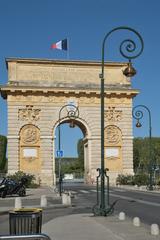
133;138;149;172
133;137;160;173
151;137;160;165
0;135;7;171
55;138;84;176
56;157;79;174
133;138;141;171
76;139;84;172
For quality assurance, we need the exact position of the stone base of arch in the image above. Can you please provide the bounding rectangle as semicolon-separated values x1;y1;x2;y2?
84;169;135;186
36;171;56;186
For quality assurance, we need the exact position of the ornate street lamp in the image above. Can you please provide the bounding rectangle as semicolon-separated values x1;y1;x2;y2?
93;27;144;216
132;105;154;190
57;104;79;196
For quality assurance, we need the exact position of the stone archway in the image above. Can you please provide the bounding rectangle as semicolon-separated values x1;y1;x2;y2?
0;58;138;186
53;117;91;183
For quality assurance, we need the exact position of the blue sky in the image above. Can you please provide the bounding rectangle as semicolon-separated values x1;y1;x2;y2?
0;0;160;156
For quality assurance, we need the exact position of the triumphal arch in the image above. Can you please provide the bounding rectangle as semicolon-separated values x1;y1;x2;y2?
0;58;138;186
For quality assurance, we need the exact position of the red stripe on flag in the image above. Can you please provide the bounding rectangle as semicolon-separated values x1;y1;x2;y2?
51;44;57;49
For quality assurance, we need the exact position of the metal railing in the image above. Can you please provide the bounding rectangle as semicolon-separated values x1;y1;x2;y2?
0;234;51;240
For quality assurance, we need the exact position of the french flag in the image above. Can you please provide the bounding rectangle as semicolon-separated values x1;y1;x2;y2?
51;39;68;50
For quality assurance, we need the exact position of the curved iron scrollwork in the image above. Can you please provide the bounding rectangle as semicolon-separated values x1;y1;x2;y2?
132;105;144;122
96;168;101;178
66;104;79;119
102;26;144;62
58;104;79;121
132;104;151;130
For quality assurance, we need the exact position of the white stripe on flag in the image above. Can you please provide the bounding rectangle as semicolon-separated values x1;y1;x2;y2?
56;41;62;50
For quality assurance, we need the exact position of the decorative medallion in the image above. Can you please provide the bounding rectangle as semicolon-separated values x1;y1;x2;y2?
18;105;41;122
21;125;40;144
105;125;121;145
104;107;122;122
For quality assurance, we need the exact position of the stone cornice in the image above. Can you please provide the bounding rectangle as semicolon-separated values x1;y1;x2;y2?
0;85;139;99
6;57;128;68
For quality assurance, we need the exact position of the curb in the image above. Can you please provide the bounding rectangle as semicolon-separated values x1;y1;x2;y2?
0;203;74;215
116;185;160;193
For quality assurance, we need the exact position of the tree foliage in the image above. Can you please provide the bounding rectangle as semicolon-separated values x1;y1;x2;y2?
55;138;84;175
76;138;84;172
0;135;7;171
55;157;79;174
133;137;160;172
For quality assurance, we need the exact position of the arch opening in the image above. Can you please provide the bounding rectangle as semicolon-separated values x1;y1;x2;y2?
54;118;89;183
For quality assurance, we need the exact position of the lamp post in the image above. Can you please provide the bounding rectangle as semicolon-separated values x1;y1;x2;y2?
57;104;79;196
93;27;144;216
132;105;154;190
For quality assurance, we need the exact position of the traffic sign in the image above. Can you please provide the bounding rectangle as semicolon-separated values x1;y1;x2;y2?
56;150;63;157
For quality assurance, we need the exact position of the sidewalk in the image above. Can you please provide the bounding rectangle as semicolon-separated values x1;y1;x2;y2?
0;187;62;213
0;186;159;240
42;213;159;240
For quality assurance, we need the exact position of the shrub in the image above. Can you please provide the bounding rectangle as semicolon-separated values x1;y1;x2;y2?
7;171;38;188
156;176;160;185
132;173;148;186
116;173;149;186
116;174;134;185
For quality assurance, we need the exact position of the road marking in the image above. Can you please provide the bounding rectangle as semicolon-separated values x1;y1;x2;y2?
110;193;160;207
78;189;114;194
91;189;114;193
90;190;97;192
114;189;126;192
70;191;77;194
79;190;90;193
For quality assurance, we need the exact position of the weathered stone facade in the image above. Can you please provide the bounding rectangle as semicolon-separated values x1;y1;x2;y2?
0;58;139;186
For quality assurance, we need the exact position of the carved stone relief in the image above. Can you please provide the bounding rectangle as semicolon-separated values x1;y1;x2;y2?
18;105;41;122
20;125;40;144
105;125;121;145
105;107;122;122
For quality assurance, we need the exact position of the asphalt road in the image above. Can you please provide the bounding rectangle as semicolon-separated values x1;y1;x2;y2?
110;187;160;225
0;183;160;235
63;183;160;225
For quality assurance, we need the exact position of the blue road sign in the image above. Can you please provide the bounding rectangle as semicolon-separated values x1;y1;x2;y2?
56;150;63;157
